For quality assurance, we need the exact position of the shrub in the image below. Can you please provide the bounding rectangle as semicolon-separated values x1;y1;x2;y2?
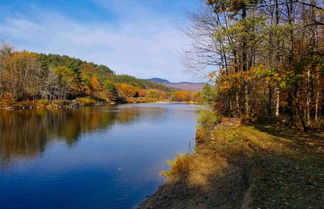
74;97;96;105
161;153;192;178
196;107;221;130
313;118;324;130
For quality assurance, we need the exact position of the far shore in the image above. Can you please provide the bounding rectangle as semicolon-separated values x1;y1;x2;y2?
0;98;199;111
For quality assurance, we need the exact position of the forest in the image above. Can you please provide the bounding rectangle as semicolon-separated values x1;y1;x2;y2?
186;0;323;130
136;2;324;208
0;45;200;108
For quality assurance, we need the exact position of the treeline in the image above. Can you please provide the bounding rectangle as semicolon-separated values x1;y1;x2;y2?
188;0;323;130
0;45;198;107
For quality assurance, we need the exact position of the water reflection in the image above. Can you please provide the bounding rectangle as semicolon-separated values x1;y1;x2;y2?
0;105;164;167
0;103;197;209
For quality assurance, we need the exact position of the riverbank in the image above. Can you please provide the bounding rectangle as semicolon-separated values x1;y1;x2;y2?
0;97;113;110
125;97;172;104
0;97;196;111
136;122;323;209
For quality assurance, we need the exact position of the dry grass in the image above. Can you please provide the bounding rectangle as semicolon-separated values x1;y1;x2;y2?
160;124;323;209
162;153;228;188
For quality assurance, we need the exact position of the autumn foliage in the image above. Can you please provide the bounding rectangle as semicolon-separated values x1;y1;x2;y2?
0;48;200;107
188;0;323;130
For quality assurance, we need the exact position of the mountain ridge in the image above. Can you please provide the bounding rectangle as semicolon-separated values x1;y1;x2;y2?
145;78;205;91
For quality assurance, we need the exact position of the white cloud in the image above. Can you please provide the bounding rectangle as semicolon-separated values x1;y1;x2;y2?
0;4;199;82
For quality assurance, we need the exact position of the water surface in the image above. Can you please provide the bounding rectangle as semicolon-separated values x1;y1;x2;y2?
0;103;197;209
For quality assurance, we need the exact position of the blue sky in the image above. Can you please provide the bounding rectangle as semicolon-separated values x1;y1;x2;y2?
0;0;204;82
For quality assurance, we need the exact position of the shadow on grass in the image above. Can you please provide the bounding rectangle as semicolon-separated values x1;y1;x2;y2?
137;124;324;209
253;123;324;154
137;163;248;209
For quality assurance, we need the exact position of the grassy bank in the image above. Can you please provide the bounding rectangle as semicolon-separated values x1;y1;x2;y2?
137;123;323;209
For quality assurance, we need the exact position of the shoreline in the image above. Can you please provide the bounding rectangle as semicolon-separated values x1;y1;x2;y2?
0;98;197;111
0;99;113;111
135;123;323;209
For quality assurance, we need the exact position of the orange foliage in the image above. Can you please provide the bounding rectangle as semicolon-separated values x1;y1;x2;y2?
173;91;192;102
117;83;138;97
90;77;100;90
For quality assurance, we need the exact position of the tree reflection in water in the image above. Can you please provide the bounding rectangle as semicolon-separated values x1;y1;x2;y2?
0;105;165;167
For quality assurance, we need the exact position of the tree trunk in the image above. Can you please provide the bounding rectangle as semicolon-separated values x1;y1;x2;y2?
274;0;281;118
295;87;308;132
315;70;320;121
288;92;294;125
245;84;249;118
268;85;272;117
236;90;240;117
275;86;280;117
241;4;249;118
306;68;311;125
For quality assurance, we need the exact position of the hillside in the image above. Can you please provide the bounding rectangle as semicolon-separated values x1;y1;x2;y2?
146;78;205;91
39;54;173;92
0;47;179;107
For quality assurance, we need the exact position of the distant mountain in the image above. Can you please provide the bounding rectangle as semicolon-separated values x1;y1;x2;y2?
147;78;170;84
146;78;205;92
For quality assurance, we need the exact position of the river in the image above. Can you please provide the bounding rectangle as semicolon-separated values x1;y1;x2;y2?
0;103;197;209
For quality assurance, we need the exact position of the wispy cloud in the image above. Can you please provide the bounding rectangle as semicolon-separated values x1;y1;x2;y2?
0;1;201;82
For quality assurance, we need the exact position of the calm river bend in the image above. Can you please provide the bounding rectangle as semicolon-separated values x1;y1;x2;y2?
0;103;197;209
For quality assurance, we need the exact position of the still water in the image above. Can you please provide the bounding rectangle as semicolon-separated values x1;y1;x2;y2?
0;103;197;209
